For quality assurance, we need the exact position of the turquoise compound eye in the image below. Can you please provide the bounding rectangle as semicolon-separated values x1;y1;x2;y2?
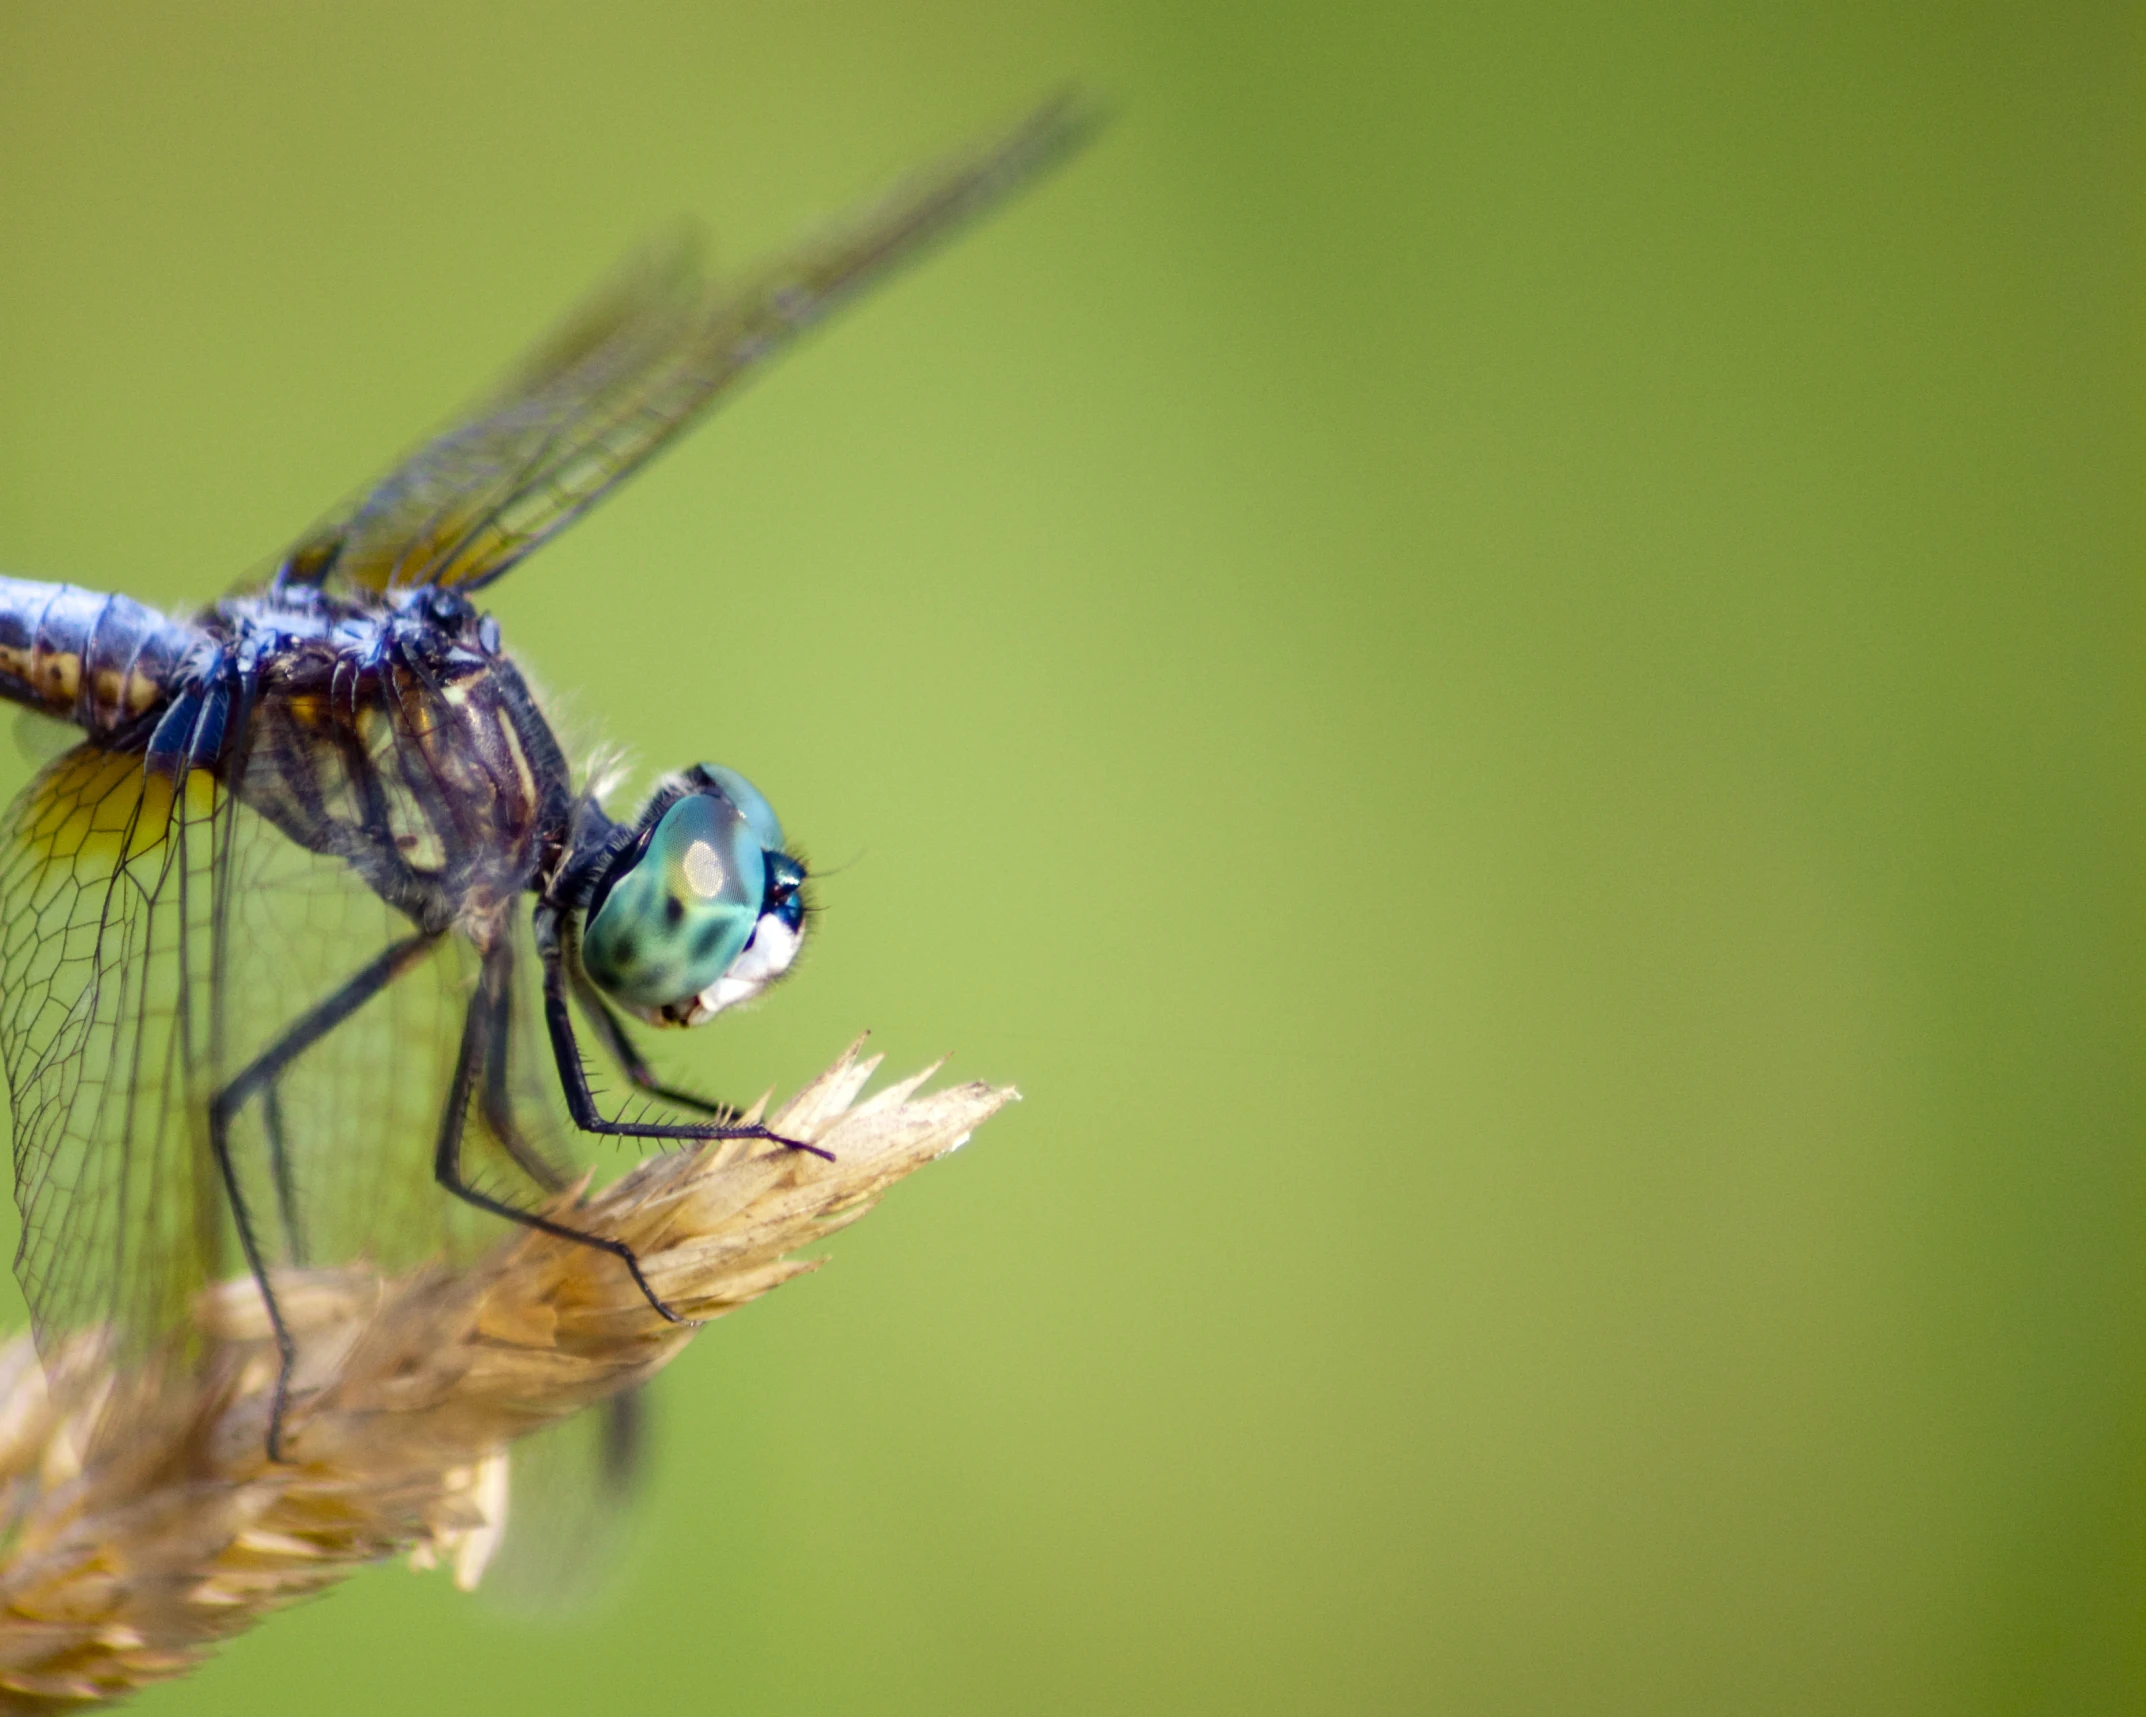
699;764;783;851
582;792;767;1009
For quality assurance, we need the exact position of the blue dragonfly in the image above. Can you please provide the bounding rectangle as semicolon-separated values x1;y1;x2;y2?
0;98;1086;1459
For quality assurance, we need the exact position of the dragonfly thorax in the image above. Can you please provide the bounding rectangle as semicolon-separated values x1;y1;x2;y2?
579;764;807;1028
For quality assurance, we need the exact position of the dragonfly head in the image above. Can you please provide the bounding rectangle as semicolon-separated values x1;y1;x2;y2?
579;765;808;1027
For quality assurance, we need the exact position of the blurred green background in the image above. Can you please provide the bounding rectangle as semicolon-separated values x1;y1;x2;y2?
0;3;2138;1712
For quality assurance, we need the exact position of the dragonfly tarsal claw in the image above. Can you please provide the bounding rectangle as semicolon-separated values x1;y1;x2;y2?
614;1243;689;1326
732;1122;834;1163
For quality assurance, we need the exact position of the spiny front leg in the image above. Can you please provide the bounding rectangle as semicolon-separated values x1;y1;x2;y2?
571;966;747;1122
538;913;831;1161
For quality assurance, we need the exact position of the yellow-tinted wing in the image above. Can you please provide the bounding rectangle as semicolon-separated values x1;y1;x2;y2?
279;95;1093;596
0;749;225;1416
0;743;556;1448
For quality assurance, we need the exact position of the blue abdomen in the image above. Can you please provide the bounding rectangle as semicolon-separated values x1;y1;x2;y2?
0;578;203;740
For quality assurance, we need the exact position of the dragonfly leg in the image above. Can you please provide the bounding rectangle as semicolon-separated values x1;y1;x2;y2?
204;1109;298;1465
437;956;692;1326
569;970;742;1122
476;951;573;1196
535;913;832;1161
260;1081;308;1266
209;931;443;1460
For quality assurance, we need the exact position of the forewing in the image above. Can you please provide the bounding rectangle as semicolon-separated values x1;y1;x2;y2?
278;94;1092;596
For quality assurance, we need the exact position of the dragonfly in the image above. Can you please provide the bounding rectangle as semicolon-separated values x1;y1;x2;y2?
0;96;1087;1460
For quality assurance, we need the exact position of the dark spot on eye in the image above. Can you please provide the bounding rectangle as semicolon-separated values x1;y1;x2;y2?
692;921;726;959
664;894;685;927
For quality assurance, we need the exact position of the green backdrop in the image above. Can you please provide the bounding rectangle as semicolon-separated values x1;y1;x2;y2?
0;4;2137;1712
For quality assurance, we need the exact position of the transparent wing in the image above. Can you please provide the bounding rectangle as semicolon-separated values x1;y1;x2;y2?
276;94;1093;596
0;741;576;1445
0;747;227;1413
478;1388;651;1617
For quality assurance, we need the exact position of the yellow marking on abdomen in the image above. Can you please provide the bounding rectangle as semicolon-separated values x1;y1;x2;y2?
0;644;81;709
